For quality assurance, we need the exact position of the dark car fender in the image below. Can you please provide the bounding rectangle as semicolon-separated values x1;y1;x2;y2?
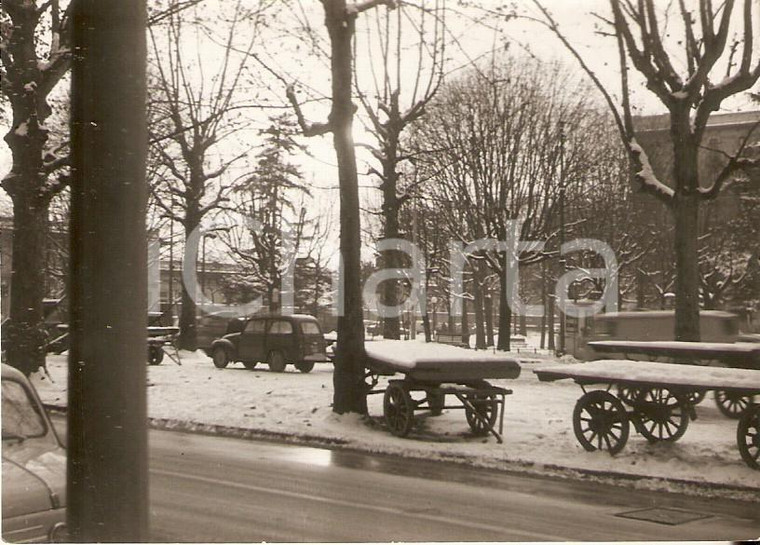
210;338;237;359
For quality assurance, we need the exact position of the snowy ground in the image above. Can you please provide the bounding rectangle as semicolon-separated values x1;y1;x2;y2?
32;335;759;502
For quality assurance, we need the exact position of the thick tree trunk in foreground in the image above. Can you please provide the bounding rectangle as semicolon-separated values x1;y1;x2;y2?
5;199;49;375
325;0;367;414
68;0;149;539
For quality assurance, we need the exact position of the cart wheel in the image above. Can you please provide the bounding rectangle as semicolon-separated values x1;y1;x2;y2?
428;391;444;416
573;391;630;455
737;405;760;470
295;362;315;373
687;389;707;405
267;351;286;373
715;390;753;419
148;345;164;366
383;382;415;437
243;361;257;370
212;347;229;369
616;386;640;405
464;394;498;436
633;388;689;443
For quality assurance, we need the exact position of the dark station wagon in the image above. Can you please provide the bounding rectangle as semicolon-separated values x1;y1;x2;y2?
210;314;329;373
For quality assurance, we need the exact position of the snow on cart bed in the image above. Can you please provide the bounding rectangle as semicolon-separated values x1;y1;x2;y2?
534;360;760;393
365;340;521;381
587;340;760;368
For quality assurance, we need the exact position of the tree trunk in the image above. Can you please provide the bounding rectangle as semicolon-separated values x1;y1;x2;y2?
325;0;367;414
497;268;511;351
540;261;547;349
473;279;486;350
484;294;494;347
671;115;701;342
636;268;646;309
460;296;470;347
547;293;556;351
68;0;149;538
5;198;49;375
178;214;199;350
673;193;701;340
381;117;402;340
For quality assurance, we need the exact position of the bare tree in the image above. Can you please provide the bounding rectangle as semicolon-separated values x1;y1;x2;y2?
353;1;447;339
1;0;72;374
147;0;262;349
533;0;760;340
412;57;593;351
286;0;396;414
0;0;210;375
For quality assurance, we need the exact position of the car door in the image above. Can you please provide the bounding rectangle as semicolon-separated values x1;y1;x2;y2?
238;318;267;363
266;319;294;362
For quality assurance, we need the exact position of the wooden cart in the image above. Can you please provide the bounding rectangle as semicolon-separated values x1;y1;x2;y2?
365;341;521;443
588;340;760;417
534;360;760;469
147;326;180;365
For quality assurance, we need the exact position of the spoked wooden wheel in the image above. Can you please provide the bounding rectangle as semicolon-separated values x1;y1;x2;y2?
737;405;760;470
464;394;498;436
633;388;689;443
573;391;630;455
715;390;754;419
383;382;415;437
616;386;640;405
687;389;707;405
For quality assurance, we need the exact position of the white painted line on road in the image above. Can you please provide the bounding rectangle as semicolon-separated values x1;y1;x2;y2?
151;468;567;541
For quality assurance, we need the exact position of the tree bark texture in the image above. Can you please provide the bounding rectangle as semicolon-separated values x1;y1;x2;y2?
68;0;149;539
324;0;367;414
1;0;68;375
671;110;701;341
497;269;512;351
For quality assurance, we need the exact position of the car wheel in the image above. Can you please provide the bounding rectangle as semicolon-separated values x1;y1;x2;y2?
268;351;286;372
148;345;164;366
295;361;314;373
212;347;229;369
243;361;258;370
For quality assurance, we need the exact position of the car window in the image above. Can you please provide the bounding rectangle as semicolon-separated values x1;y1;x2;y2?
268;320;293;334
300;322;321;335
2;379;46;440
245;319;266;334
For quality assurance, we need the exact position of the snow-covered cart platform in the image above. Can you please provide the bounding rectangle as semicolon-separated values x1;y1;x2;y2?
364;341;521;443
534;360;760;470
588;340;760;417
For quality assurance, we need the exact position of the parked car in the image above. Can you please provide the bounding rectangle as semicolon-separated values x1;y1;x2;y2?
210;314;329;373
197;309;245;355
2;364;67;542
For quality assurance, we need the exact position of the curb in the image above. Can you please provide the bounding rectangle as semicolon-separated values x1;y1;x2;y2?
45;404;759;503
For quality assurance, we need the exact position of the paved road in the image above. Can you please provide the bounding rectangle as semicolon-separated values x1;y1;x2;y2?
147;429;759;542
52;417;759;541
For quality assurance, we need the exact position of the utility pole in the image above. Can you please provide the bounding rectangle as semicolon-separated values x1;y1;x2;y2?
68;1;149;541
